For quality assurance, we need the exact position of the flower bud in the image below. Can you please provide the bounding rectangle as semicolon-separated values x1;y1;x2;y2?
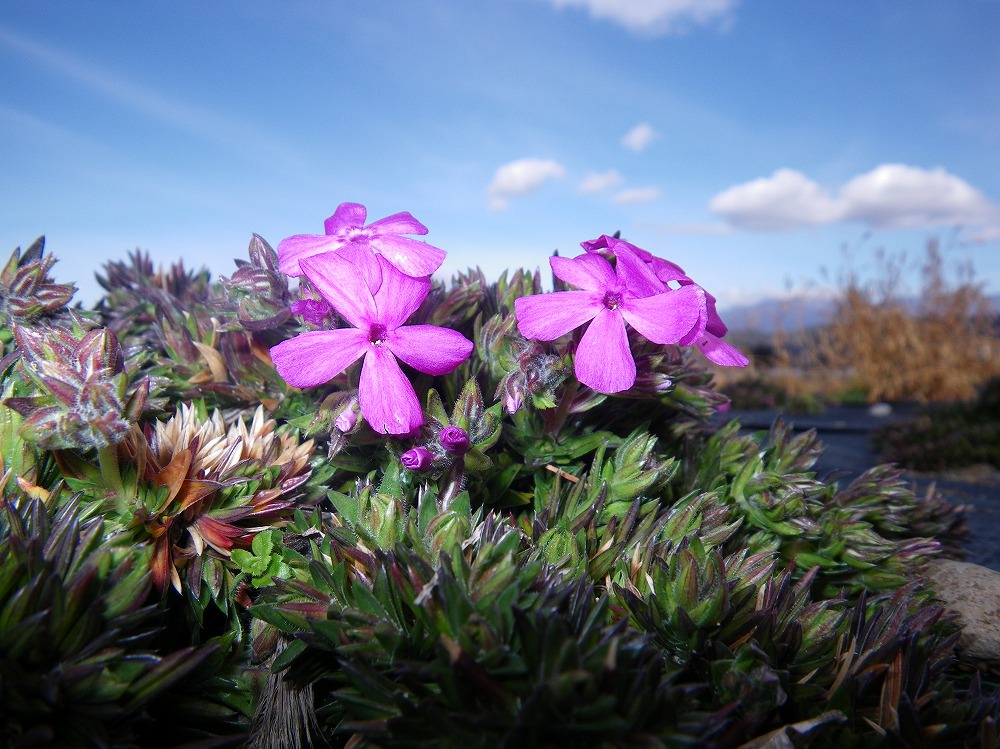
438;426;470;455
401;446;434;471
334;395;360;433
335;408;357;433
291;298;332;325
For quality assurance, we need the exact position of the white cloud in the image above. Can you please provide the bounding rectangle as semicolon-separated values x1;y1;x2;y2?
622;122;657;152
487;158;565;210
614;186;661;205
547;0;739;35
709;164;998;234
709;169;841;230
578;169;623;193
838;164;996;228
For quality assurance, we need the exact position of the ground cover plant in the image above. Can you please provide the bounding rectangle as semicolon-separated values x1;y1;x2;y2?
1;210;998;748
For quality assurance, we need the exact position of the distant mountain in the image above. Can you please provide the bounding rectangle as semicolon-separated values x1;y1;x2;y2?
718;294;1000;334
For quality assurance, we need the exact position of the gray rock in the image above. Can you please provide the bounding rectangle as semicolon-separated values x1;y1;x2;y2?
867;402;892;417
924;559;1000;664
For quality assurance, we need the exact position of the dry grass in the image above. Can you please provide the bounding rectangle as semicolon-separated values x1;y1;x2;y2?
720;240;1000;405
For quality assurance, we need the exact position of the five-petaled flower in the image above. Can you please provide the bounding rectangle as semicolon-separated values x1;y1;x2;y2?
514;246;704;393
270;252;472;435
583;235;748;367
277;202;446;293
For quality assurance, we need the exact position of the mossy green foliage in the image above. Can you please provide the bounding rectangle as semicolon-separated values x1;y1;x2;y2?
0;238;997;748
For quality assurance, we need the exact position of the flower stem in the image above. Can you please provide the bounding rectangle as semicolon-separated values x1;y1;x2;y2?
438;460;466;512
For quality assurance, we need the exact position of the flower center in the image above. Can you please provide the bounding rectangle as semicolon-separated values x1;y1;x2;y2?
347;227;374;242
603;291;623;310
368;324;387;346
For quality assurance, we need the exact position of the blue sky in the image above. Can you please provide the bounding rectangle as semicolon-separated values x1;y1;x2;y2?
2;0;999;312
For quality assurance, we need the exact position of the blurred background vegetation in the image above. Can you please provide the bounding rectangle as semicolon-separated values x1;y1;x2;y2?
717;239;1000;473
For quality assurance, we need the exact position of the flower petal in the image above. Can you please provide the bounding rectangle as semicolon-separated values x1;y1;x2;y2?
623;284;704;344
323;202;367;236
650;256;690;284
580;234;613;253
373;256;432;328
574;309;635;393
372;235;446;278
550;253;615;291
338;241;384;295
611;240;665;298
704;292;729;337
697;334;749;367
515;290;601;341
270;329;368;388
388;325;473;375
359;347;423;435
299;251;377;328
368;210;429;236
277;234;343;277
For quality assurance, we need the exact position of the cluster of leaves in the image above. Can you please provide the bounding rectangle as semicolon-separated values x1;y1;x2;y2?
873;376;1000;471
0;236;997;748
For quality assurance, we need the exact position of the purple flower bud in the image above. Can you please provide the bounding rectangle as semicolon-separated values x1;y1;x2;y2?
335;408;358;433
290;298;332;325
439;426;470;455
401;446;434;471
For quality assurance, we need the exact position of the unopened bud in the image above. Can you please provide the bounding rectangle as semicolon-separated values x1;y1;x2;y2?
439;426;470;455
401;446;434;471
290;298;332;325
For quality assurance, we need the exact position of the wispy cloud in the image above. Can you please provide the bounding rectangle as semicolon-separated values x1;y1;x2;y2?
487;158;565;210
614;186;661;205
578;169;623;193
547;0;739;35
709;164;999;234
654;221;732;235
0;24;300;166
621;122;657;152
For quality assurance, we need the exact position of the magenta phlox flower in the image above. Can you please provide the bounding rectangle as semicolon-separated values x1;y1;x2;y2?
277;202;447;292
584;235;748;368
270;253;473;435
514;251;703;393
583;235;690;286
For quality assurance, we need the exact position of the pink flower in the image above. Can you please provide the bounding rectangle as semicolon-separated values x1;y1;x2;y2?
277;202;447;292
584;235;748;368
270;253;473;435
514;249;703;394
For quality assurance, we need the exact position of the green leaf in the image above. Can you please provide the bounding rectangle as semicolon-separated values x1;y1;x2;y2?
425;388;449;425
